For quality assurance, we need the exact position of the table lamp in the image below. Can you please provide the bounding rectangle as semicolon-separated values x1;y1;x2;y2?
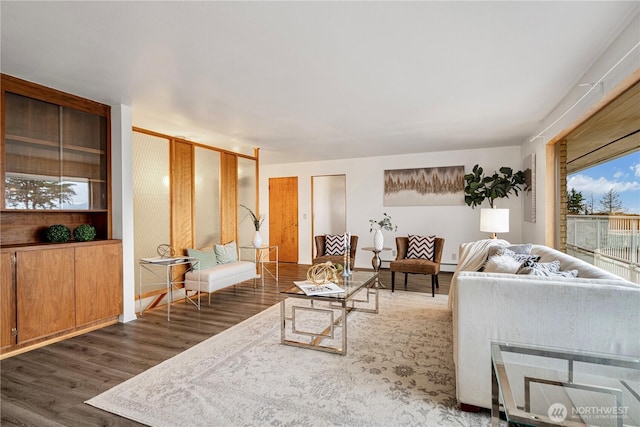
480;208;509;239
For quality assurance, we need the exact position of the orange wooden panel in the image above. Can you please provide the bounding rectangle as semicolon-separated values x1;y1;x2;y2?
220;153;238;244
16;247;75;343
75;241;123;326
1;251;16;349
269;177;298;263
171;141;194;254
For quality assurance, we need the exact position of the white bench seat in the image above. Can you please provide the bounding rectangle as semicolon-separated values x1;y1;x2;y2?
185;260;257;305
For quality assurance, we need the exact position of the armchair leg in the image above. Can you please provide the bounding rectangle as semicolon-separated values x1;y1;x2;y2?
404;273;408;289
435;274;439;289
431;275;436;297
391;272;396;292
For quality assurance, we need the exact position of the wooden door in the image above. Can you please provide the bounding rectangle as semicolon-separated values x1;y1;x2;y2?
1;251;16;349
75;241;123;326
16;247;75;344
269;177;298;263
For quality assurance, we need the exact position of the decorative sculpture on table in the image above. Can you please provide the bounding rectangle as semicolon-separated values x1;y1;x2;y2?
157;244;175;258
306;262;340;284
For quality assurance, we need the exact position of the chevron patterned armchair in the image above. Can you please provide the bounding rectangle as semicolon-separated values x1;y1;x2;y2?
390;236;444;297
313;234;358;270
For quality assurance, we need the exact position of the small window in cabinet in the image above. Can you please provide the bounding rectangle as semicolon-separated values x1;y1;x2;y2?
3;92;107;211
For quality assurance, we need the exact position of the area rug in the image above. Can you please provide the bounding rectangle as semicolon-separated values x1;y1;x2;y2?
86;290;491;426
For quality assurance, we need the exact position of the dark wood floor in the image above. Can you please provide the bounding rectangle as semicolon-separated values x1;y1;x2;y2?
1;265;452;426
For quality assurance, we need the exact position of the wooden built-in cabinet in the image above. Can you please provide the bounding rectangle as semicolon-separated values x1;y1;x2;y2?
1;74;111;246
75;241;123;326
1;74;121;358
1;240;123;357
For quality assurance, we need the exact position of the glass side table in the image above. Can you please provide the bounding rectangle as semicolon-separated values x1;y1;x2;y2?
138;257;200;321
491;341;640;427
239;245;279;286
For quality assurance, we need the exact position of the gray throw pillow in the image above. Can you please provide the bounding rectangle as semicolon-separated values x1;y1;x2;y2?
506;243;533;254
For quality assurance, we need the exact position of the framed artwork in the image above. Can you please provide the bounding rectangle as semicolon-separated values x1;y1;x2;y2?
384;166;465;206
523;153;536;223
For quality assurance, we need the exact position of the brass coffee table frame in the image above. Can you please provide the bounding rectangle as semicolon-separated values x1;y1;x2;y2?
280;271;378;355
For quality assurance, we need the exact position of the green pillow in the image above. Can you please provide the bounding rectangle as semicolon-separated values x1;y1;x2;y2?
214;241;238;264
186;247;218;270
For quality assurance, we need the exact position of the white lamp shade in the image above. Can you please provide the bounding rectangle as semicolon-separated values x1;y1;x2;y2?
480;208;509;233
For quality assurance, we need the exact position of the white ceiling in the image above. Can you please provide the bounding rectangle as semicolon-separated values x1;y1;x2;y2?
1;1;637;164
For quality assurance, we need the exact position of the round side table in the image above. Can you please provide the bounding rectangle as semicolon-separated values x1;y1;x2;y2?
361;246;391;288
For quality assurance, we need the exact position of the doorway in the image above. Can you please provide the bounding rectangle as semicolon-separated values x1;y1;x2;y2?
312;175;346;258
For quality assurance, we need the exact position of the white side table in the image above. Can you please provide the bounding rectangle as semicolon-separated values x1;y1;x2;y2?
239;245;279;286
138;256;200;320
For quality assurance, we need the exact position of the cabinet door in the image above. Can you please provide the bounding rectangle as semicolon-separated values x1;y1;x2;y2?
75;242;122;326
16;247;75;343
1;252;16;349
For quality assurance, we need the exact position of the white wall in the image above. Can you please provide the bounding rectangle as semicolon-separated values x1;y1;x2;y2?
522;10;640;245
111;104;137;323
260;145;523;271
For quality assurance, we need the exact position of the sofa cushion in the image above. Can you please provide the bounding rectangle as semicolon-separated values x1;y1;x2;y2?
186;247;218;270
215;241;238;264
407;235;435;260
325;234;346;255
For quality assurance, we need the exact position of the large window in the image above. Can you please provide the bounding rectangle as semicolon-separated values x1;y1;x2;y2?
565;151;639;283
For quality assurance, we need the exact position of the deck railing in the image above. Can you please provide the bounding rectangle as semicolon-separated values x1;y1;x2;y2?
566;215;639;284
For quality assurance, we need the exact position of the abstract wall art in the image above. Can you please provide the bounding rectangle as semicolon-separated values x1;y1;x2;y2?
384;166;465;206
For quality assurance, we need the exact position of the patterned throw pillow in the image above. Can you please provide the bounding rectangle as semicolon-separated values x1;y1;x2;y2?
325;234;346;256
407;235;435;260
517;259;563;276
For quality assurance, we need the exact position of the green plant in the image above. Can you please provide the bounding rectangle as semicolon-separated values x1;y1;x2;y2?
240;204;264;230
45;224;71;243
369;213;398;232
464;164;526;208
73;224;96;242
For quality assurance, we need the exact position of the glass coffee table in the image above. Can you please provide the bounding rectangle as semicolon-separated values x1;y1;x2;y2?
280;271;378;355
491;341;640;427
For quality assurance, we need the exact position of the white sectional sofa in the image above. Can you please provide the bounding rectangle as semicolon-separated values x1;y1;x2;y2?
450;240;640;409
184;242;257;305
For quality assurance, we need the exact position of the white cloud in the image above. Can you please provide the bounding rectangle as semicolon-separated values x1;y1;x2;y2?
567;174;640;195
633;163;640;178
613;170;624;179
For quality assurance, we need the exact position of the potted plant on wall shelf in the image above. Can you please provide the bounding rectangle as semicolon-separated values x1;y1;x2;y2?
369;213;398;251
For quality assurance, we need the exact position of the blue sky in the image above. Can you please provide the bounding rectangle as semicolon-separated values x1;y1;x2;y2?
567;151;640;215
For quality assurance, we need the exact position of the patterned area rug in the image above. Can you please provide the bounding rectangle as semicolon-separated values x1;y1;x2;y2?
86;290;491;426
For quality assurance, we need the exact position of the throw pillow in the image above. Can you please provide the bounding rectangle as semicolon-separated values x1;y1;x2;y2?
517;260;562;276
186;247;217;270
483;254;523;274
507;243;533;254
481;245;539;271
215;241;239;264
325;234;346;256
407;235;435;260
